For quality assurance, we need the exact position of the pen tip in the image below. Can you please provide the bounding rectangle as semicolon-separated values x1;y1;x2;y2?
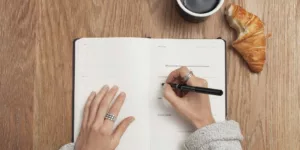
161;83;165;86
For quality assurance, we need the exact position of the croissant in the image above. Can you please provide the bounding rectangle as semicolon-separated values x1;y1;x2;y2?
225;4;270;73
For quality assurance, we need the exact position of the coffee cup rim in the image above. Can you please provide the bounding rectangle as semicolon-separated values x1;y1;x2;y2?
176;0;224;17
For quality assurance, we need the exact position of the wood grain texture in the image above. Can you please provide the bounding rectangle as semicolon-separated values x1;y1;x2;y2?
0;0;299;149
0;0;37;149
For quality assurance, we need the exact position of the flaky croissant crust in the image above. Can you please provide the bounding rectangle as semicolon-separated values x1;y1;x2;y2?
225;4;270;73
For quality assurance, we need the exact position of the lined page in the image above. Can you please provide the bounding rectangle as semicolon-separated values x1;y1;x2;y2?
149;39;226;150
74;38;151;150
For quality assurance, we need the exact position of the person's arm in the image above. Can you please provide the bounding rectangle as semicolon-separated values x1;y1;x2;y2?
164;67;243;150
59;143;74;150
59;121;243;150
184;120;243;150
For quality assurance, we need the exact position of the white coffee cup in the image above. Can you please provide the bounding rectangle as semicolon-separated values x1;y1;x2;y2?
176;0;224;22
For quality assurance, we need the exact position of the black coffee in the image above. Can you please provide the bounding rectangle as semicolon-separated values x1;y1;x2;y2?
181;0;220;13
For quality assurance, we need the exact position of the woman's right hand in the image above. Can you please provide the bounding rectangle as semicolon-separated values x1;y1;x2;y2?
163;67;215;129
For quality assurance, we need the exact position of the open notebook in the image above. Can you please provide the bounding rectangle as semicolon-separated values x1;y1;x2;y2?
74;38;226;150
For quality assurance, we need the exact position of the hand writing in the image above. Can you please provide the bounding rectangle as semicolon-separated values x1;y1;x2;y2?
163;67;215;128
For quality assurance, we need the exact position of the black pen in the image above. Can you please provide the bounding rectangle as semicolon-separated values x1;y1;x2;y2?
162;83;223;96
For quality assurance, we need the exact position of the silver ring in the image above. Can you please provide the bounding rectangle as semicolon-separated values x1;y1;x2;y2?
183;71;193;82
105;113;117;122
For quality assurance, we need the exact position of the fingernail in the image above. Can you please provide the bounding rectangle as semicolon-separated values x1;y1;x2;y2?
112;85;118;90
130;117;135;123
102;85;109;89
120;92;126;96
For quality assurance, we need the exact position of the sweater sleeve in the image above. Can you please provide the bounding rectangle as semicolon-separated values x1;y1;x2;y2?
184;120;243;150
59;121;242;150
59;143;74;150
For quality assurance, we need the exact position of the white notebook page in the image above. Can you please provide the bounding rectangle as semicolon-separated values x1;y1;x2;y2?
149;39;226;150
74;38;226;150
74;38;151;150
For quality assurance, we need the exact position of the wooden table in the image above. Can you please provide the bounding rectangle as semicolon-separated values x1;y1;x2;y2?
1;0;299;149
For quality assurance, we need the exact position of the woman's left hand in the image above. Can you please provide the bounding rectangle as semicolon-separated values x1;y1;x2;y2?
75;85;135;150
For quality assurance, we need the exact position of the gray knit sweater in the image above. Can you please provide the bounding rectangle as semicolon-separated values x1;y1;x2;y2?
60;120;243;150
